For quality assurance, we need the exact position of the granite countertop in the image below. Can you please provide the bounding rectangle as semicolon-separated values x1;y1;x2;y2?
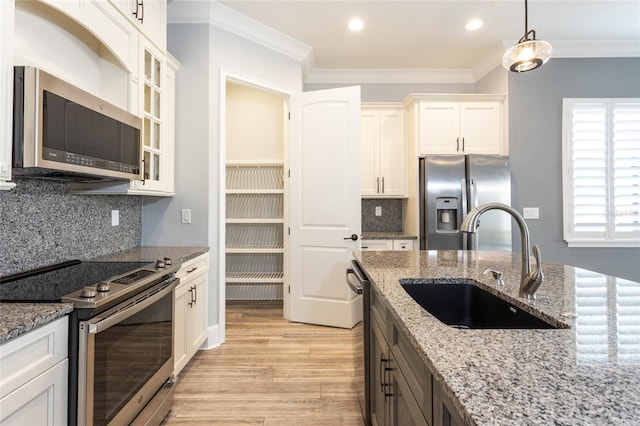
362;231;418;240
91;245;209;264
0;246;208;345
354;250;640;425
0;303;73;345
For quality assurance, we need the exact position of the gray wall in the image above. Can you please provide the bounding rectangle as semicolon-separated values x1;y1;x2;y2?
143;23;211;248
509;57;640;281
146;6;304;343
0;179;142;276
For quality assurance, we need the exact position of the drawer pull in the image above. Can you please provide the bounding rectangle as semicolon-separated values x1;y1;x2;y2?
187;267;198;273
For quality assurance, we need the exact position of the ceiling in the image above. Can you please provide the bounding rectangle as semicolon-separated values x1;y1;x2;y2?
217;0;640;81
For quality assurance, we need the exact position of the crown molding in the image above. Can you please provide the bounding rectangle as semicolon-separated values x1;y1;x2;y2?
305;68;476;85
549;40;640;58
167;0;314;67
167;2;640;85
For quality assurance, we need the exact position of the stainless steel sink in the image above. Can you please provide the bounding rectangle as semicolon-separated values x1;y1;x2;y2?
400;279;564;329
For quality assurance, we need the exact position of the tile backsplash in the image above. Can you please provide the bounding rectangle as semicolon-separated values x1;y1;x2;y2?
362;199;403;232
0;179;142;276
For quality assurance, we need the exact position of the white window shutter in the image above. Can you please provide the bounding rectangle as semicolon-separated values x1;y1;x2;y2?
562;99;640;247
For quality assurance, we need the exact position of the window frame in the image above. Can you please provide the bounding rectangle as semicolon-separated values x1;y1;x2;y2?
562;98;640;248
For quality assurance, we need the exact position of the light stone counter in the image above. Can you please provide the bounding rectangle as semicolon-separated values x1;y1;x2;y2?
362;231;418;240
354;249;640;425
0;246;208;344
91;246;209;264
0;303;73;345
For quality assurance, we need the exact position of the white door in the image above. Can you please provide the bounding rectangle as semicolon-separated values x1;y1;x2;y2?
289;86;362;329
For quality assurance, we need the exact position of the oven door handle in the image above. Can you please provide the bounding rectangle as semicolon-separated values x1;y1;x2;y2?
86;278;178;334
346;261;368;295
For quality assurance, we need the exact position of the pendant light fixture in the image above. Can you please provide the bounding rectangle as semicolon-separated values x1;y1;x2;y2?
502;0;552;73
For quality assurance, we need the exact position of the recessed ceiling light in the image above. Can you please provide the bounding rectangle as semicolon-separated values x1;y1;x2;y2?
465;19;483;31
348;18;364;32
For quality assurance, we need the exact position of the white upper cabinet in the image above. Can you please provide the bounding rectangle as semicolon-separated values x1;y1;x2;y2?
0;0;15;190
407;94;506;156
109;0;166;51
361;104;407;197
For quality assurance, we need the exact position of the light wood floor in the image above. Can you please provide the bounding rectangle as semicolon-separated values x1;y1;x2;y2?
163;304;365;426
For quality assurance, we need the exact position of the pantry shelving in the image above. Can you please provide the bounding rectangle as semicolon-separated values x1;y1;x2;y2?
225;162;285;303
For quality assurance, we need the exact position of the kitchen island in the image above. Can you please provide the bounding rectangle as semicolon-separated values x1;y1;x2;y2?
355;250;640;425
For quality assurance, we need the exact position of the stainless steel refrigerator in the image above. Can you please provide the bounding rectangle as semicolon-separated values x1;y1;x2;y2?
419;155;512;251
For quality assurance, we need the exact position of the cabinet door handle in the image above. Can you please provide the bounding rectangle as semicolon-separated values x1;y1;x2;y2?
456;137;460;152
187;266;198;273
138;0;144;22
188;287;194;307
193;285;197;305
377;177;380;194
380;354;393;399
379;354;387;394
462;137;465;152
381;177;384;194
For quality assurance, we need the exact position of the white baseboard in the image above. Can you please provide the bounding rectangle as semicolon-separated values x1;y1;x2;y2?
199;324;223;350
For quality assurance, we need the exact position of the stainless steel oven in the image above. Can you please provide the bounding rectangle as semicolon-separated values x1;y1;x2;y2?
77;277;177;426
0;257;180;426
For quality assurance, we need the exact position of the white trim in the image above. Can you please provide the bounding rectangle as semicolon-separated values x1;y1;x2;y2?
548;40;640;59
219;67;294;343
562;98;640;248
218;74;227;346
305;68;475;85
201;324;221;350
403;93;506;107
168;1;313;64
168;2;640;85
568;241;640;248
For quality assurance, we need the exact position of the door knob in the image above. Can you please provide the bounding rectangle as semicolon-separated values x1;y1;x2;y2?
343;234;359;241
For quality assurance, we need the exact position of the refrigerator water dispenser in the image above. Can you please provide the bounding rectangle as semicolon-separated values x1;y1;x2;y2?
436;198;458;232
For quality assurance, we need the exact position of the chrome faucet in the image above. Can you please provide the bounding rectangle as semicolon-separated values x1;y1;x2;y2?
461;202;544;300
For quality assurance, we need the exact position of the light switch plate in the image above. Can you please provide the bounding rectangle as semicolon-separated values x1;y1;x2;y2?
375;206;382;217
111;210;119;226
181;209;192;224
523;207;539;219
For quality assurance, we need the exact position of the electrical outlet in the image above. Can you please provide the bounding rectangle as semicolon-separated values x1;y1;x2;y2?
111;210;119;226
523;207;539;219
375;206;382;217
181;209;192;224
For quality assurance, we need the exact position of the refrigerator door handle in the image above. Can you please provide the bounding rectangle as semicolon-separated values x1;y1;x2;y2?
461;178;468;219
469;179;479;250
470;179;478;210
461;178;468;249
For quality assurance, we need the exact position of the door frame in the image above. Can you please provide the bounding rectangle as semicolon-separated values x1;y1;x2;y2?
218;68;293;343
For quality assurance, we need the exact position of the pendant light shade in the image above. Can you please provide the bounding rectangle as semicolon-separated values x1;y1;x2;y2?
503;0;552;73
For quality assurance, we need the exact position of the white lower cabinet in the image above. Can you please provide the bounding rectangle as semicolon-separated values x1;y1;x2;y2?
174;253;209;376
361;239;393;251
0;317;69;426
393;240;414;251
362;239;415;251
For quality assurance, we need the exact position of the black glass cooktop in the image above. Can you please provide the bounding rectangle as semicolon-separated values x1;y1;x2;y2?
0;261;152;302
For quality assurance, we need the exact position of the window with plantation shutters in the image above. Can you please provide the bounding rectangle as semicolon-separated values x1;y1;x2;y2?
574;269;640;365
562;99;640;247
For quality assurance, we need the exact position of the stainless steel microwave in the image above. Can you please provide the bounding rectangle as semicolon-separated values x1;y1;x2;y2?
12;66;142;182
